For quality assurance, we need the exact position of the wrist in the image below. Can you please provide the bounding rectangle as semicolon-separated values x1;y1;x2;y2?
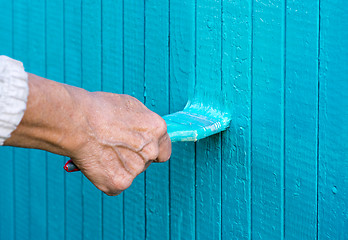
4;73;90;158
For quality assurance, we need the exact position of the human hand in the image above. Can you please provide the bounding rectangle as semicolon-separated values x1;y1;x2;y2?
69;92;171;196
4;73;171;196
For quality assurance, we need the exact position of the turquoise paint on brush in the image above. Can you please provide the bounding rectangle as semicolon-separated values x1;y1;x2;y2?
163;105;231;142
1;0;348;239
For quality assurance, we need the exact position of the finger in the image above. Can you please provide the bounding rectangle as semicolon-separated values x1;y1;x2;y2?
118;147;146;176
155;133;172;162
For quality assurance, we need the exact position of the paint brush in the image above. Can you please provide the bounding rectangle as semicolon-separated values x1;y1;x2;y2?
63;103;231;172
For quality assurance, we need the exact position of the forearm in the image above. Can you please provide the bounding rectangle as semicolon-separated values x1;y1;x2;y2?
4;73;88;157
3;71;171;196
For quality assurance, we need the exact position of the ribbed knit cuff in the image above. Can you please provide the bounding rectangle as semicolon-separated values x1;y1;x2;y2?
0;56;29;145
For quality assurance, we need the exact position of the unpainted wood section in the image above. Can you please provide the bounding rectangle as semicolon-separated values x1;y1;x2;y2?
169;0;196;239
251;0;285;239
284;0;319;239
318;0;348;238
64;0;83;239
81;0;103;239
221;0;252;239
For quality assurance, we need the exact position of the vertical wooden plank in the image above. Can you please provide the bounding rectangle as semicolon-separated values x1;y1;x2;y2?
0;145;14;240
12;1;30;240
46;0;65;239
101;0;124;239
0;146;14;240
0;0;14;239
65;0;83;239
0;0;13;57
284;1;319;239
318;0;348;239
123;0;146;239
144;0;170;239
82;0;103;239
251;0;285;239
169;0;196;239
221;0;252;239
195;0;222;239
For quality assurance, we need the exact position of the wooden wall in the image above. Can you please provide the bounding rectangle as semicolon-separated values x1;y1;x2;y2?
0;0;347;239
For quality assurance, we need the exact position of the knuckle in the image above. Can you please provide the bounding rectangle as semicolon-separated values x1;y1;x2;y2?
104;173;134;195
152;115;167;136
144;142;160;160
115;175;133;191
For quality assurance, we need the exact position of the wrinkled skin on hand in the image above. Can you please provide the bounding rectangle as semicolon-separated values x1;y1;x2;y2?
5;73;171;196
72;93;171;196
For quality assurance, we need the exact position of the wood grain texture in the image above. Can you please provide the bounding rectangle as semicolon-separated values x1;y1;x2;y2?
1;1;347;239
123;1;146;239
0;146;14;240
64;0;83;239
81;0;103;239
284;0;319;239
144;0;170;239
221;0;252;239
251;0;285;239
195;0;222;239
169;0;196;239
0;1;14;239
318;0;348;239
101;0;124;239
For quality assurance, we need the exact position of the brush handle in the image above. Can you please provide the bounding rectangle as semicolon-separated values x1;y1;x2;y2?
63;159;79;172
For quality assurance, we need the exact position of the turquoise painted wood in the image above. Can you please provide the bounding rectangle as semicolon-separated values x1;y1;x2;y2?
285;1;319;239
0;0;347;239
221;0;252;239
252;0;285;239
0;0;14;239
319;0;348;239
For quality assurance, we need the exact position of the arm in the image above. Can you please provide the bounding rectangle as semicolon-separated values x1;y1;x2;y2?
4;73;171;196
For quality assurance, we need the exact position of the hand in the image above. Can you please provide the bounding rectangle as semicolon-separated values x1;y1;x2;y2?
70;92;171;196
4;73;171;196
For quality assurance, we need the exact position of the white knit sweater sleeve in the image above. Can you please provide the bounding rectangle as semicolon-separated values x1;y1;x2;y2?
0;56;29;145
